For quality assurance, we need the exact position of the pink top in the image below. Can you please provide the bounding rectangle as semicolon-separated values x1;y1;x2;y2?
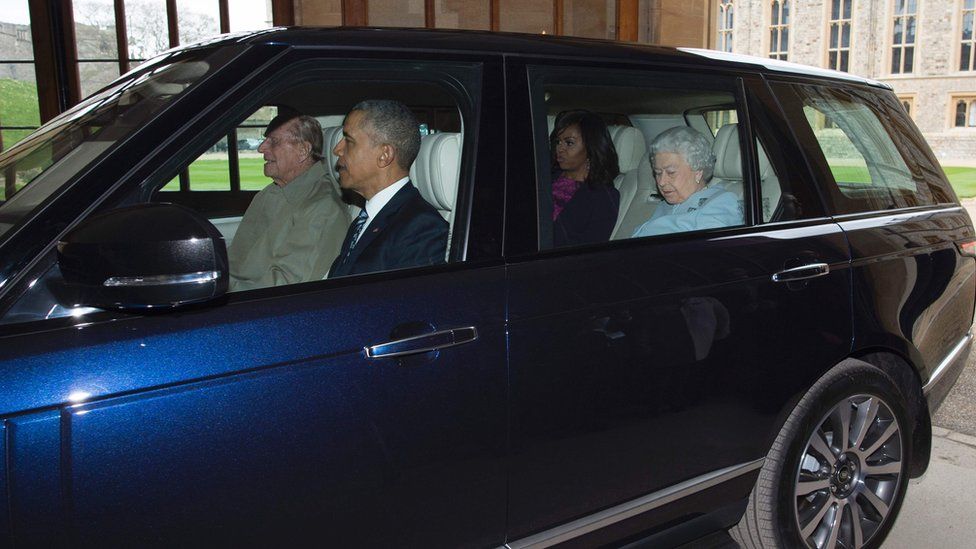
552;173;581;220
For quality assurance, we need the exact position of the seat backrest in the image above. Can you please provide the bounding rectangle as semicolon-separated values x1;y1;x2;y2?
321;125;344;196
608;125;659;239
711;123;782;222
410;132;461;229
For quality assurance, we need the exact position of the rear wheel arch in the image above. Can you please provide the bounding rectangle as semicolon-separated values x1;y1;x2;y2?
853;349;930;478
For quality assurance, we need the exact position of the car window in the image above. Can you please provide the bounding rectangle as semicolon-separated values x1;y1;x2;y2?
0;60;481;325
773;82;954;214
0;46;239;240
529;68;750;250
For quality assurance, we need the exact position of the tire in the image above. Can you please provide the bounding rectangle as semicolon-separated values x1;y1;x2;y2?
731;359;912;549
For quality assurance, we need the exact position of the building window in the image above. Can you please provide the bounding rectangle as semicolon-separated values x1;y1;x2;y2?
828;0;852;72
898;95;914;118
718;1;734;53
891;0;917;74
954;97;976;127
769;0;790;61
962;0;976;70
0;0;40;154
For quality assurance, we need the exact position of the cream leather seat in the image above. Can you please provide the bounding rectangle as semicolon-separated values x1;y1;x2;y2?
410;132;461;258
608;125;657;240
711;123;782;222
321;125;345;196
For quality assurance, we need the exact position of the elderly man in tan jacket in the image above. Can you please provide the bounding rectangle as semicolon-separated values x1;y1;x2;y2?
228;112;350;291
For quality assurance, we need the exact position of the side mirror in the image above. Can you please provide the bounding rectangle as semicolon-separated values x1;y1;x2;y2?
56;203;228;310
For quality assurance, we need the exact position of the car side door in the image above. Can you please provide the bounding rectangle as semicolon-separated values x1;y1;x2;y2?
502;62;853;545
0;49;507;548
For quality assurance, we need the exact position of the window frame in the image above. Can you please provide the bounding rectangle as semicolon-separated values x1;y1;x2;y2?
768;0;791;61
950;94;976;128
718;1;734;53
889;0;918;75
825;0;853;73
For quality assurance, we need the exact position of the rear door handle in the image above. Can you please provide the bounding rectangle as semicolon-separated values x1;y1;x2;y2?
364;326;479;359
772;263;830;283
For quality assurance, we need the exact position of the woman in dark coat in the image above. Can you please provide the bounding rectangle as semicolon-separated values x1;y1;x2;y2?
550;110;621;247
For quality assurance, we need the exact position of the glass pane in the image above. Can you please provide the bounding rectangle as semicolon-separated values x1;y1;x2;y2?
964;13;973;41
904;46;914;72
771;3;779;26
895;0;905;16
843;0;851;19
830;24;838;49
967;0;975;10
563;0;613;39
1;129;33;154
907;0;916;14
728;7;734;28
962;44;972;71
177;0;220;45
893;18;903;45
829;51;837;70
0;0;34;60
187;135;230;190
969;102;976;127
78;61;120;98
901;100;911;115
781;28;789;52
236;127;267;190
770;29;777;52
957;101;967;127
74;0;119;60
435;0;489;30
831;0;840;20
907;16;916;43
841;24;850;47
0;63;39;126
293;0;342;26
228;0;273;32
892;48;902;73
369;0;425;27
782;0;790;23
499;0;553;34
161;175;180;191
840;50;849;72
126;0;170;60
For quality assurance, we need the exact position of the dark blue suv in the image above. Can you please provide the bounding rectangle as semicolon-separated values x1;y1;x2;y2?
0;29;972;549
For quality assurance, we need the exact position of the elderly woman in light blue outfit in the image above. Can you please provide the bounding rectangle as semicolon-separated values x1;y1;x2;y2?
632;126;742;237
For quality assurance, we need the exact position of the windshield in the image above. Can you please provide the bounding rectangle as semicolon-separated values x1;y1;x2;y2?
0;47;225;239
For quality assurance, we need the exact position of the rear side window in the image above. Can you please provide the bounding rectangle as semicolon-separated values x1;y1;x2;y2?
775;82;955;214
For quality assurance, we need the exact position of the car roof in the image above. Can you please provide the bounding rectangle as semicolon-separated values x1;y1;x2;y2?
202;27;888;89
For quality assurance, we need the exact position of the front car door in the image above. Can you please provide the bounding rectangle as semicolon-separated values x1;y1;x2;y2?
0;38;507;547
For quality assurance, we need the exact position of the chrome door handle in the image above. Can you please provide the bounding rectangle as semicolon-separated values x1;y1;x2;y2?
772;263;830;283
364;326;479;359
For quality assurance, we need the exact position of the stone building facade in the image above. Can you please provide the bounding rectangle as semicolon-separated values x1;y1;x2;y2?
708;0;976;162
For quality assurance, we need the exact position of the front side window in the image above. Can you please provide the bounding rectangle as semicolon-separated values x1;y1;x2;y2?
828;0;852;72
769;0;790;61
962;0;976;71
718;1;734;53
891;0;917;74
0;46;230;238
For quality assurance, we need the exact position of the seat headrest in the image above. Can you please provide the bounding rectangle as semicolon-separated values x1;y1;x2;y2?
609;125;647;173
322;125;344;185
410;132;460;212
711;123;772;181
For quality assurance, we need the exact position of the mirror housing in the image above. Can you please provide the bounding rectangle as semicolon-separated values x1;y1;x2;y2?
56;203;229;310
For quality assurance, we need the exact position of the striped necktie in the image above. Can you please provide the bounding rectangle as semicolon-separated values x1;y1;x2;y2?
348;209;369;250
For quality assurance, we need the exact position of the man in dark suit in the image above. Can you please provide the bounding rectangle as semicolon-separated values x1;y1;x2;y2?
328;100;448;278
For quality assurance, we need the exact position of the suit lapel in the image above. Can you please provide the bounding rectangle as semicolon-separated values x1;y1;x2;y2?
343;183;416;268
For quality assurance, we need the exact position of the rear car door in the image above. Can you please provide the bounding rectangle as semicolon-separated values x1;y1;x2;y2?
502;61;854;545
0;45;507;547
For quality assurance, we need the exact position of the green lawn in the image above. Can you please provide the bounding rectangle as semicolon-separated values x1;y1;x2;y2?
829;164;976;199
162;157;269;191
